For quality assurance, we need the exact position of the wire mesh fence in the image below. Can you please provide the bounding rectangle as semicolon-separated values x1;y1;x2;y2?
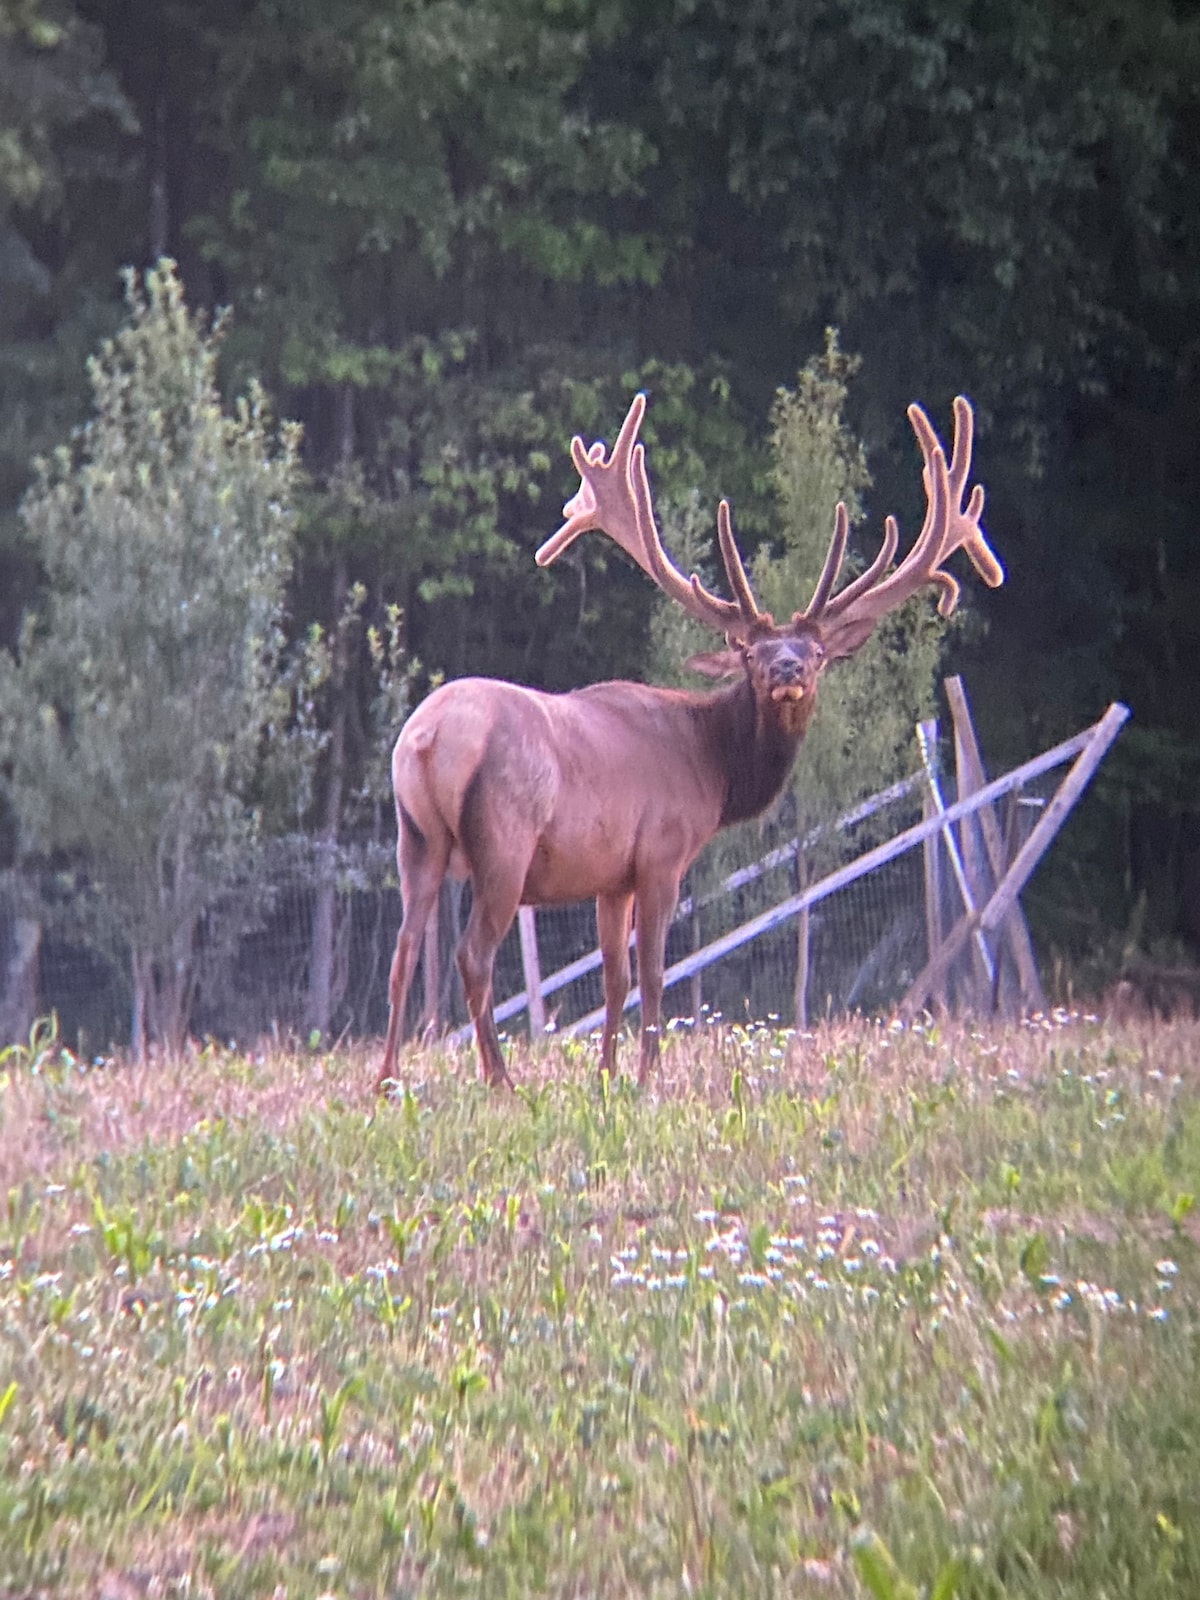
2;683;1134;1057
0;757;1062;1057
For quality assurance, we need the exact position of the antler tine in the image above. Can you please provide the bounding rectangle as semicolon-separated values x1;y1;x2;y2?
535;393;647;568
822;513;901;617
908;398;1004;593
813;397;1004;653
799;502;904;624
795;502;849;623
537;392;767;638
629;444;762;633
715;500;764;625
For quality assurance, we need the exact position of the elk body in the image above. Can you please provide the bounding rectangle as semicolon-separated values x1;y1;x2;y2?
379;394;1003;1089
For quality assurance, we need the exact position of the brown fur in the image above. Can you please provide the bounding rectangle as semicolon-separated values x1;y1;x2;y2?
377;639;823;1089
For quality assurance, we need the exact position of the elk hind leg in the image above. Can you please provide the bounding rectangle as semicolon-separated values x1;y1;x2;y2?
378;808;450;1094
455;848;529;1090
596;890;634;1082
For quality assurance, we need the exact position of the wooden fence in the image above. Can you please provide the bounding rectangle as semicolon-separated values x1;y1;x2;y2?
448;679;1129;1040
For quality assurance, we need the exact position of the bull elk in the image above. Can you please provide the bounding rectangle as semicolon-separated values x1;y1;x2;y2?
379;393;1004;1089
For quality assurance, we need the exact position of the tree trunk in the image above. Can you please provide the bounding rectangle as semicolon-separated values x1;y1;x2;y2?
307;556;349;1042
0;916;40;1045
130;951;150;1063
307;385;354;1041
158;911;199;1058
149;92;169;261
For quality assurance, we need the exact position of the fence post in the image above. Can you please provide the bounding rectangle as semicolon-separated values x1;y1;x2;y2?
918;720;946;1012
518;906;546;1035
690;906;703;1022
944;675;1046;1015
794;851;811;1028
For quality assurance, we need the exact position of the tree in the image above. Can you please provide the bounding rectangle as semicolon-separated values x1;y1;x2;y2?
0;0;1195;995
0;0;137;649
759;335;944;1022
650;333;944;1023
0;260;314;1055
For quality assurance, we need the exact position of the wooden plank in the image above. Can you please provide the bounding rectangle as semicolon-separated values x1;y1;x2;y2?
690;906;703;1022
919;721;946;1011
900;702;1129;1019
917;720;995;1002
944;675;1046;1013
518;905;546;1035
952;710;989;908
979;703;1129;935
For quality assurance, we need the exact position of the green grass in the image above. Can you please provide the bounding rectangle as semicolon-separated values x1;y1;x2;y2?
1;1012;1199;1597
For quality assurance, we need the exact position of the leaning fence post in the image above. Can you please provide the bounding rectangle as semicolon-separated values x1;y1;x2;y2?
900;702;1130;1019
944;675;1046;1015
917;721;996;1004
518;906;546;1035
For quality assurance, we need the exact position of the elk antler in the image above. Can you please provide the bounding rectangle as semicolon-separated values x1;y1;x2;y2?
535;394;768;638
800;396;1004;659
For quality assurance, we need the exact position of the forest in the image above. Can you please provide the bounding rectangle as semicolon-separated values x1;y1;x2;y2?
1;0;1197;1017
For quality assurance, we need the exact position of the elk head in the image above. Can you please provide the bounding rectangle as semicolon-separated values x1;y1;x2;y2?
535;391;1005;727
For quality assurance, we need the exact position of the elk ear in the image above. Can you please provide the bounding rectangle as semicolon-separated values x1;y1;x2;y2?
820;615;878;663
686;647;743;679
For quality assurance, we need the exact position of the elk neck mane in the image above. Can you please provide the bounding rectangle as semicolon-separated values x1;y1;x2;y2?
686;672;810;828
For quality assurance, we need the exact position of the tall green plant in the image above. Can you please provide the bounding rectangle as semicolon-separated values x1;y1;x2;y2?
649;334;945;1023
758;333;945;1021
0;260;317;1056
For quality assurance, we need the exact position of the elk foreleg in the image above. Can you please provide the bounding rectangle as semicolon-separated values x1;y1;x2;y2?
596;890;634;1081
377;819;450;1095
633;876;681;1086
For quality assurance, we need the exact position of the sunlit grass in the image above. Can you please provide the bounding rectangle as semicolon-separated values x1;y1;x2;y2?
1;1012;1198;1596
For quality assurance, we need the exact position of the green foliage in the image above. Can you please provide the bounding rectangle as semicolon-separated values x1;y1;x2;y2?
0;261;315;1054
0;0;1197;974
0;0;133;261
649;336;943;992
757;332;944;856
184;0;669;690
0;0;137;650
639;0;1197;424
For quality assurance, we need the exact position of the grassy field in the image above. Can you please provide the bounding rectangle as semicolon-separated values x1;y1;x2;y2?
1;1013;1199;1599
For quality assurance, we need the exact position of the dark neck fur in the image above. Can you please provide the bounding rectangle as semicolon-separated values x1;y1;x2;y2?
692;675;811;828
